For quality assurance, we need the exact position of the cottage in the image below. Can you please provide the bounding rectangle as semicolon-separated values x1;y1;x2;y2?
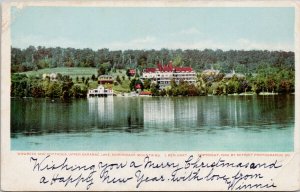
129;69;136;76
139;91;152;97
42;73;57;81
42;73;48;80
49;73;57;80
224;70;245;80
202;67;220;76
98;75;114;84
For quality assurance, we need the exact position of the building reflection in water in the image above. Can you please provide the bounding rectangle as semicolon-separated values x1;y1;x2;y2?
88;97;114;129
86;95;292;133
88;97;144;132
174;98;198;129
143;98;175;130
197;97;220;128
197;97;256;129
118;98;144;132
143;98;198;132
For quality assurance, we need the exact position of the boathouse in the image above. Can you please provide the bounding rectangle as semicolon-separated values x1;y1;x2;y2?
87;85;113;97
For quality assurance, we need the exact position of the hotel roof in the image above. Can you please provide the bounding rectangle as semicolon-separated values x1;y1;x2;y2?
144;61;194;73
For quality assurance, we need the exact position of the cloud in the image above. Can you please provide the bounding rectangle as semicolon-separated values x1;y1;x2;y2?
12;35;158;50
100;36;158;50
163;40;232;51
106;37;293;51
236;38;294;51
163;39;293;51
70;37;295;51
12;35;293;52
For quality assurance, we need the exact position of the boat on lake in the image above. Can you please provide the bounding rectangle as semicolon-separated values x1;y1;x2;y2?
87;85;113;97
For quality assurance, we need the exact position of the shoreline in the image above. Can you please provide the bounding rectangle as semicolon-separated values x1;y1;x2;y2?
11;92;295;99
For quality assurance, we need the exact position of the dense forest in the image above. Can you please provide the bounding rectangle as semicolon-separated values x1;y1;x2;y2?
11;46;295;98
11;46;294;73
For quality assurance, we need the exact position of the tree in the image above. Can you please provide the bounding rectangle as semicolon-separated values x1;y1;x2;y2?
10;46;295;74
227;80;236;94
137;54;147;67
251;77;265;94
98;66;106;77
91;74;96;81
72;84;88;98
61;78;74;99
85;77;90;85
150;82;159;96
10;46;296;97
72;84;81;98
130;78;144;91
278;80;292;93
170;79;177;89
56;73;63;81
177;80;189;96
196;75;207;95
160;89;167;96
266;77;276;92
45;81;62;98
129;79;136;91
241;80;250;93
143;79;151;89
173;55;183;66
116;75;121;84
11;74;28;97
187;84;198;96
31;82;45;97
166;87;173;96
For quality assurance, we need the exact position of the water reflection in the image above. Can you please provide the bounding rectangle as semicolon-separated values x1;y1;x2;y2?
11;95;294;137
88;97;114;129
144;98;175;130
174;98;198;129
88;97;144;133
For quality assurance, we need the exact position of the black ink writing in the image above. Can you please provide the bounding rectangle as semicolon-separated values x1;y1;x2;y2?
29;155;282;190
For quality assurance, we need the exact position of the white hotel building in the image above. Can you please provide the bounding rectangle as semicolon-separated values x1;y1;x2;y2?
141;62;197;89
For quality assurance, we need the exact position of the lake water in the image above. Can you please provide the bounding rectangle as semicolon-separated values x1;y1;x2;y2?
11;95;294;151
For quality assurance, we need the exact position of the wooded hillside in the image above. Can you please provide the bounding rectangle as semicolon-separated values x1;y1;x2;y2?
11;46;294;73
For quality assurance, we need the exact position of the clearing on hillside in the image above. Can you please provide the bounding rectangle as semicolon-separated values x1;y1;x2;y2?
19;67;98;79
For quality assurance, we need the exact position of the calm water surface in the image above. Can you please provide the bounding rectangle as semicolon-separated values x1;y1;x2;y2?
11;95;294;151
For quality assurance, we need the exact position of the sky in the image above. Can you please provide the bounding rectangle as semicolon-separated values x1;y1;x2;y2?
11;6;295;51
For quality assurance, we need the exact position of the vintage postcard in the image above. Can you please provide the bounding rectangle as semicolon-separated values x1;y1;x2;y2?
1;0;300;191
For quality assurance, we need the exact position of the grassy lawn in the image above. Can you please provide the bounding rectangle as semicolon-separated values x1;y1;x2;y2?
108;69;128;78
19;67;98;79
18;67;132;92
87;81;99;89
111;79;131;93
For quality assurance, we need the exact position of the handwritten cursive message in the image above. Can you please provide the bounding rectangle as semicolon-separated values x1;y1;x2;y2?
29;154;282;190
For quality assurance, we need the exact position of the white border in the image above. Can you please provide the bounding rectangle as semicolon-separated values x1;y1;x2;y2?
1;1;300;191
